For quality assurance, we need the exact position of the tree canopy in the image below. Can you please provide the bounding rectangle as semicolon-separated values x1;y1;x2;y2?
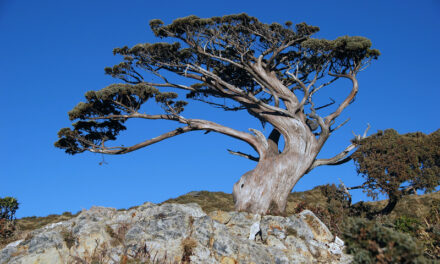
56;14;378;156
352;129;440;214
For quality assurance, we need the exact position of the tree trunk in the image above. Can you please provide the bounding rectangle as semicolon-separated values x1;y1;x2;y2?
379;193;399;215
232;121;319;215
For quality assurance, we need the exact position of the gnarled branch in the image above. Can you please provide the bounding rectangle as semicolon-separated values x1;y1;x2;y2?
307;123;370;172
325;73;358;125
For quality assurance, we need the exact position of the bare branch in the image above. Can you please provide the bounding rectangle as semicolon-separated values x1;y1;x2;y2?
325;73;358;125
286;67;320;112
307;123;370;172
86;108;267;157
330;118;350;133
89;126;196;154
265;36;308;66
307;99;327;137
338;178;352;205
191;97;246;111
227;149;259;162
142;81;196;91
195;46;244;69
309;77;339;98
315;98;335;111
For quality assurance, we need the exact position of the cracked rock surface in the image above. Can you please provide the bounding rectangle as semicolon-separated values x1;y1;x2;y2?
1;203;352;264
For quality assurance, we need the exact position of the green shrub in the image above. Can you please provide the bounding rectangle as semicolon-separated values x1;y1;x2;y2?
395;216;420;234
343;217;430;264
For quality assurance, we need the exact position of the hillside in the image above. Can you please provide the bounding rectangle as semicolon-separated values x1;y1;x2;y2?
161;187;440;220
2;186;439;261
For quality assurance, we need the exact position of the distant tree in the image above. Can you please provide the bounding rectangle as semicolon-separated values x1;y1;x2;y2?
0;196;19;239
0;197;19;221
352;129;440;215
55;14;379;214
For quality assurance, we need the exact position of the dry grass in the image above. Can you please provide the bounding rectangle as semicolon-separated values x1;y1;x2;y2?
161;191;235;213
180;237;197;263
60;228;77;249
16;211;79;233
363;191;440;221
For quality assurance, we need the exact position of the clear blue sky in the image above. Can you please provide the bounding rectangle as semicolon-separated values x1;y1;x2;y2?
1;0;439;218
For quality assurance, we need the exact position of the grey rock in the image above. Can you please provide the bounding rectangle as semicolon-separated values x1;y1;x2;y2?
299;209;334;243
0;203;352;264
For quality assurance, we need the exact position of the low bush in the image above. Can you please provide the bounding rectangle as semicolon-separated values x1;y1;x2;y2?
343;217;430;263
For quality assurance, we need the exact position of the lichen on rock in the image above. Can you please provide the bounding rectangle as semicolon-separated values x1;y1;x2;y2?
1;203;352;264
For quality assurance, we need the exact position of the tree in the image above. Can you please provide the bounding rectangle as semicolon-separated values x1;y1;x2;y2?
55;14;379;214
0;197;19;221
0;196;19;239
351;129;440;215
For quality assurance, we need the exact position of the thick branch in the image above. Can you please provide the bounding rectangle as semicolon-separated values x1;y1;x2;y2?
89;126;197;154
247;55;298;112
267;128;281;154
86;110;266;157
183;64;294;117
307;124;370;172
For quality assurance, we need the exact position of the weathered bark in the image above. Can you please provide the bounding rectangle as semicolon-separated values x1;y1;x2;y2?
232;120;319;215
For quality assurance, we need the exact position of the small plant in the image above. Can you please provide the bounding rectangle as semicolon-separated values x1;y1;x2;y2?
61;228;77;249
394;216;420;234
181;237;197;263
105;223;130;247
293;201;307;214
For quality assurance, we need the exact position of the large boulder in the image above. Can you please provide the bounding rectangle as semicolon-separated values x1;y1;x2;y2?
0;203;352;264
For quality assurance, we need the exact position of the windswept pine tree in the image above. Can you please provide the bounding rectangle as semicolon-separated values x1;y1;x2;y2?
352;129;440;215
56;14;379;214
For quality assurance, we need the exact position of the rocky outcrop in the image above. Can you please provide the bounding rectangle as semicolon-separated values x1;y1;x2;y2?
1;202;352;263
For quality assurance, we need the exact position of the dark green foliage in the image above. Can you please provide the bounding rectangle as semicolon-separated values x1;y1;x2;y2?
0;197;19;221
55;83;187;154
343;217;430;264
352;129;440;214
